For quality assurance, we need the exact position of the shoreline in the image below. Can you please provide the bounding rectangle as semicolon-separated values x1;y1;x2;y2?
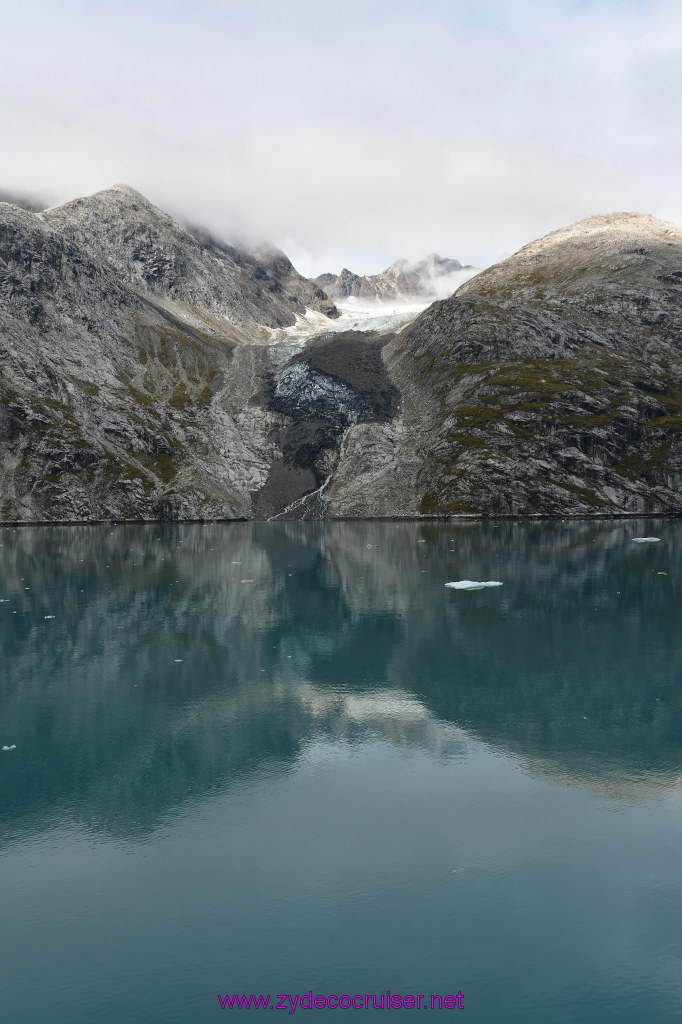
2;511;680;528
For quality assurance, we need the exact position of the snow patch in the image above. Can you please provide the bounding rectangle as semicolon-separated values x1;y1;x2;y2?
268;301;429;345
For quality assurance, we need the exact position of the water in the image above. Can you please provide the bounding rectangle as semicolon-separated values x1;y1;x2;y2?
1;519;681;1023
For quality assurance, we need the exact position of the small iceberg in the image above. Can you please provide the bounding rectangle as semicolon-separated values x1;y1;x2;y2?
3;745;16;751
445;580;503;590
632;537;660;543
44;615;55;619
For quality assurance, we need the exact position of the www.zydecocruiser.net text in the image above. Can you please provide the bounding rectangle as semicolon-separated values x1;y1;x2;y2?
218;992;464;1012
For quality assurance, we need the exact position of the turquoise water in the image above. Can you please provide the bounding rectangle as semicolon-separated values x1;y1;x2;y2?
1;519;681;1023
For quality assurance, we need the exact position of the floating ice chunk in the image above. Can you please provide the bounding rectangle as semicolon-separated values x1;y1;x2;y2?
632;537;660;543
445;580;503;590
657;572;668;575
3;745;16;751
44;615;55;619
417;540;426;543
241;579;254;583
174;659;183;663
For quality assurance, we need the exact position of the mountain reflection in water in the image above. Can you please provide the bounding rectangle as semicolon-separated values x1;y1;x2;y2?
1;519;680;840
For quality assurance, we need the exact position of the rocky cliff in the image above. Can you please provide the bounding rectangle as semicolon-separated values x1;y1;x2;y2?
1;192;681;521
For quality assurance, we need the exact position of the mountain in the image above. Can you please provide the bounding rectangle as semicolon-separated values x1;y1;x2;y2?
374;212;682;516
314;253;477;304
0;187;340;521
1;193;681;521
42;185;338;340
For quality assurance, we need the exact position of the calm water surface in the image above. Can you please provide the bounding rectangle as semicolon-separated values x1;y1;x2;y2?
1;519;681;1023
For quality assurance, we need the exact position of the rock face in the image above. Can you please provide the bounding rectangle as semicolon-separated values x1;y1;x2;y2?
1;193;681;522
314;253;477;304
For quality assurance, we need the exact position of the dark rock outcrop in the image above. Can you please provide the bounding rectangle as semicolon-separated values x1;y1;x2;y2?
251;332;400;518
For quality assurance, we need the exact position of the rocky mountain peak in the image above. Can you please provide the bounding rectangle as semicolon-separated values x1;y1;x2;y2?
42;184;183;239
314;253;477;304
496;212;682;266
38;185;338;340
457;211;682;309
110;182;151;200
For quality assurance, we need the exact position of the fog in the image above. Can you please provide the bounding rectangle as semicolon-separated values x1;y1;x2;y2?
1;0;681;276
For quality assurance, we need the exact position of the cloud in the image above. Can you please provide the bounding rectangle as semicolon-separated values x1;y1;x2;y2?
1;0;681;275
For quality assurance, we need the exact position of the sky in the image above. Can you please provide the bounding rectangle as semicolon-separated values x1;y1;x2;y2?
2;0;681;277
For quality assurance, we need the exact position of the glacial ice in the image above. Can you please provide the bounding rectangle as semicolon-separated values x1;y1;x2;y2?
632;537;660;543
445;580;503;590
3;745;16;751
